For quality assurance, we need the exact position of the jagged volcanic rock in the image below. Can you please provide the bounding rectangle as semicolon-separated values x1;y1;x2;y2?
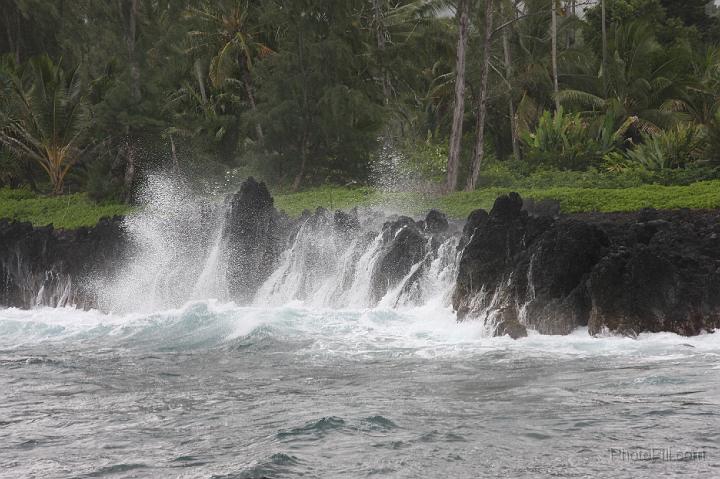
424;209;450;234
225;177;291;303
0;217;124;308
586;210;720;336
370;217;428;304
453;194;720;337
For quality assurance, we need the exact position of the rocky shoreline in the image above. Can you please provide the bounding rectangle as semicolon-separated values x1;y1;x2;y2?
1;178;719;338
453;193;720;338
0;217;125;308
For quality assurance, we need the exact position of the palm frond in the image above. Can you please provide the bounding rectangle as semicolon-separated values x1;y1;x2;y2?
556;89;605;110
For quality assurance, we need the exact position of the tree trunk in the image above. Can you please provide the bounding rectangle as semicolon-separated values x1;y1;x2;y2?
50;154;64;195
567;0;576;49
373;0;391;103
292;129;308;192
52;174;64;195
118;0;140;203
502;1;520;161
601;0;608;94
466;0;495;191
293;28;310;191
125;0;140;103
123;141;135;203
195;60;207;104
242;68;264;142
446;0;470;193
551;0;560;111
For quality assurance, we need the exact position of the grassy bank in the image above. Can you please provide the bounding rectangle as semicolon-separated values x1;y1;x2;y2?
2;180;719;228
0;188;130;229
274;180;720;218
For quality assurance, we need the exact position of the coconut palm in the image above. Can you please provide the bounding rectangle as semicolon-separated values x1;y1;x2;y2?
557;21;684;136
184;1;274;142
665;46;720;127
0;55;90;195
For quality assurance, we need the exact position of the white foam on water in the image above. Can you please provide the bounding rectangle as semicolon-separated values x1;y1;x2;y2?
2;302;718;361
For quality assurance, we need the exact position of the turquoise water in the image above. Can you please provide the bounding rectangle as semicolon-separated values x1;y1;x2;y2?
0;301;718;478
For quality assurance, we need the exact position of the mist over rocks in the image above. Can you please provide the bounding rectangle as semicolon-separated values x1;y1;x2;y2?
369;211;453;305
256;203;457;307
225;177;290;303
1;177;719;338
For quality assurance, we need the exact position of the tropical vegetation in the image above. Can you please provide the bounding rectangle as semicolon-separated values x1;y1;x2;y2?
1;0;720;213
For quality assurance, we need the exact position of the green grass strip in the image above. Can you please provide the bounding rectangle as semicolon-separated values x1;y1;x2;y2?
0;189;131;229
275;180;720;219
2;180;719;228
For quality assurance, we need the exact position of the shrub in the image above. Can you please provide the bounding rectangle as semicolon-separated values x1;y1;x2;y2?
476;161;522;187
521;108;606;170
704;112;720;165
625;124;707;170
0;186;35;200
85;156;124;203
477;164;720;189
398;138;448;181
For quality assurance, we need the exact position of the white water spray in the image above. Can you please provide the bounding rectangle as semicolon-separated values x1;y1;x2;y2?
94;175;231;313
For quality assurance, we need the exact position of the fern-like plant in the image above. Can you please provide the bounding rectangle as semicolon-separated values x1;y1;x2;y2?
521;108;620;170
625;124;707;170
0;55;90;195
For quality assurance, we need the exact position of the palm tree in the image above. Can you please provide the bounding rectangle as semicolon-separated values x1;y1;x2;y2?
550;0;560;111
185;1;273;142
667;46;720;127
557;21;683;136
0;55;90;195
507;0;556;135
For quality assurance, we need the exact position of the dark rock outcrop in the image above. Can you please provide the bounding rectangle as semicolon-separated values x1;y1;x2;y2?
367;210;457;305
0;217;125;308
453;194;720;337
453;193;570;335
225;177;290;303
333;208;360;235
516;219;609;334
586;211;720;336
370;217;428;303
424;209;449;234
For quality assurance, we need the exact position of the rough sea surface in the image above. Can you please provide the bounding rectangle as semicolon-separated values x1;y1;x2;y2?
1;301;718;478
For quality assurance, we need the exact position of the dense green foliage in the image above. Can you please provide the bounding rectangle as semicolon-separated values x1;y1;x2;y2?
1;0;720;214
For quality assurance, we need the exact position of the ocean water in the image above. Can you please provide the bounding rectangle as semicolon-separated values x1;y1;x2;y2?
1;301;719;478
3;177;719;477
